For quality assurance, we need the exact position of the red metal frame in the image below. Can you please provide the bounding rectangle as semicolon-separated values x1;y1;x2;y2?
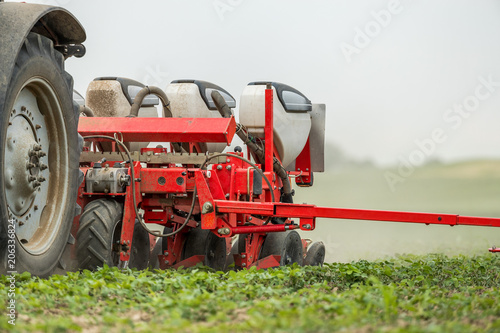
265;85;274;173
73;80;499;272
78;116;236;144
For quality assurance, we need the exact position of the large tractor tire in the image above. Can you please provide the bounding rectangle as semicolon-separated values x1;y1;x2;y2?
0;32;81;277
260;231;304;266
76;199;150;270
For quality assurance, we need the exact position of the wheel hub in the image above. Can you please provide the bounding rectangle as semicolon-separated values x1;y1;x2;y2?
5;88;50;244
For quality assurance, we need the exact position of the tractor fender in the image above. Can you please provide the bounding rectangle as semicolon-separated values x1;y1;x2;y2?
0;2;86;113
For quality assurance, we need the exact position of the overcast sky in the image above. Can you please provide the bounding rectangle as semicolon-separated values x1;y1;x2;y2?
9;0;500;166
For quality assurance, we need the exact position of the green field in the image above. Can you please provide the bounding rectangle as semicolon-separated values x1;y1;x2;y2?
1;254;499;332
2;160;500;332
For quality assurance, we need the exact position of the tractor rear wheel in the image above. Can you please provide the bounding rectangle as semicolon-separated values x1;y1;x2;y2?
76;199;149;270
0;33;81;277
260;231;304;266
182;227;227;271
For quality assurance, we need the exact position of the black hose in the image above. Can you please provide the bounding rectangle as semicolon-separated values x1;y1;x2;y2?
127;85;184;153
79;105;95;117
129;86;172;118
83;135;195;238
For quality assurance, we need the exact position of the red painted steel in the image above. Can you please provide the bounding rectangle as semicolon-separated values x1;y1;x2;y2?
173;255;205;269
78;116;236;144
265;87;274;173
250;255;281;270
214;200;500;229
195;170;217;230
295;137;312;186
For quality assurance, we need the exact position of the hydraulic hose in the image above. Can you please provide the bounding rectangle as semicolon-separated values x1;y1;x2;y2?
79;105;94;117
127;85;184;153
129;85;172;118
83;135;195;238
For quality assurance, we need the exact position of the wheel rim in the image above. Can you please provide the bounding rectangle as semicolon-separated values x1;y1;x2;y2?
4;77;70;255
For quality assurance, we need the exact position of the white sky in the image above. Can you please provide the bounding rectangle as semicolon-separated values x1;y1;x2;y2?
9;0;500;166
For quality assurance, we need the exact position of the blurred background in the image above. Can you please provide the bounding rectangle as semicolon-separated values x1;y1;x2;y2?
7;0;500;262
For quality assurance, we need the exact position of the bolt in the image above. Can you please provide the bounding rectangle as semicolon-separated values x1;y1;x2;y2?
170;214;174;219
38;151;46;157
303;224;311;230
164;251;169;256
226;165;232;171
35;124;42;130
33;181;40;187
33;145;42;151
217;228;230;235
165;260;170;265
34;205;38;211
127;240;130;244
226;159;231;163
28;176;37;182
19;221;24;226
225;193;230;198
28;150;37;157
248;216;253;221
241;254;246;259
21;106;26;111
242;263;246;267
202;201;214;214
217;165;223;171
37;176;46;183
26;163;36;169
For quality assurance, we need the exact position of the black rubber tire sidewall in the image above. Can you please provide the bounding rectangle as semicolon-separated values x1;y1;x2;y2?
0;33;79;277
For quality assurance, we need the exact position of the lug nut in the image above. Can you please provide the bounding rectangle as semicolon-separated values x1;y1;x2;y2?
40;164;48;170
37;176;46;183
38;151;46;157
26;163;36;169
28;176;37;182
33;145;42;151
33;181;41;187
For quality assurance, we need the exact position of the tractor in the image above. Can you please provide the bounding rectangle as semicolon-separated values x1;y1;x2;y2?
1;2;499;277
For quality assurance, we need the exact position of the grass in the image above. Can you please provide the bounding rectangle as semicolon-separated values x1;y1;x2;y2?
1;254;499;332
2;159;500;332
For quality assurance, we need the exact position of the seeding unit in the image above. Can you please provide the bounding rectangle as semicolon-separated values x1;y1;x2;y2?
0;2;498;277
73;78;500;271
